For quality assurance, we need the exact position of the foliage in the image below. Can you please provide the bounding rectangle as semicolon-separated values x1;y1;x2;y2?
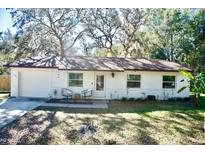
1;8;205;74
82;8;121;56
191;73;205;94
178;69;205;106
178;69;194;80
8;8;86;56
178;69;205;94
117;8;149;57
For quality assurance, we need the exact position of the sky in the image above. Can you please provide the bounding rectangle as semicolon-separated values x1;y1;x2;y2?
0;8;16;33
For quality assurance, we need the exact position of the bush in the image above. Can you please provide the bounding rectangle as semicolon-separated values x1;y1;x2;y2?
135;98;144;101
147;95;156;101
121;97;127;101
168;98;175;101
176;97;183;101
183;97;191;101
168;97;191;102
128;97;135;101
113;98;120;101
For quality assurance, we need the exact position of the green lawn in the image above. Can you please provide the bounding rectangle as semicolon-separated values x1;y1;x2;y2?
200;94;205;106
0;101;204;145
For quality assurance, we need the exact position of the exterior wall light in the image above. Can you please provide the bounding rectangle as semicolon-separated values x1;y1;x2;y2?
112;72;115;78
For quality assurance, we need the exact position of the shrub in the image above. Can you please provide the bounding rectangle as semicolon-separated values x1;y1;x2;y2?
168;98;175;101
168;97;190;101
147;95;156;101
135;98;144;101
113;98;120;101
183;97;191;101
121;97;127;101
128;97;135;101
176;97;183;101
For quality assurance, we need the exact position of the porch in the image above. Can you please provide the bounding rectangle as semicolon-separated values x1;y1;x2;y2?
43;98;109;109
41;101;108;109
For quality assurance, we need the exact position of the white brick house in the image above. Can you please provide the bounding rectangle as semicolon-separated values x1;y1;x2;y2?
5;56;191;100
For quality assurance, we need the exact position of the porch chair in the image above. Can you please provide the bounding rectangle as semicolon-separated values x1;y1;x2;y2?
61;88;73;100
81;89;93;99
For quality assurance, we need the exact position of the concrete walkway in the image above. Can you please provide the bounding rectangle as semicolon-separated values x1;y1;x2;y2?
0;93;9;99
0;97;44;129
40;102;108;109
0;97;108;128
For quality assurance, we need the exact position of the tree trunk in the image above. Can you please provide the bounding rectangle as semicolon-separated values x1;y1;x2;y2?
124;49;129;57
170;34;174;61
59;38;65;56
194;93;200;107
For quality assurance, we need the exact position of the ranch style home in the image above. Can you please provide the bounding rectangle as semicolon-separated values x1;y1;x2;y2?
5;56;191;100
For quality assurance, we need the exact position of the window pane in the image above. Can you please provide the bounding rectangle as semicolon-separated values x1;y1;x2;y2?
163;82;175;88
127;82;140;88
162;75;175;88
128;74;140;81
69;73;75;79
68;73;83;87
69;80;83;87
69;73;83;80
163;76;175;81
127;74;141;88
96;75;104;91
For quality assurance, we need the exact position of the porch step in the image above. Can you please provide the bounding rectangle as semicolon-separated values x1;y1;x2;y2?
47;99;110;104
40;102;108;109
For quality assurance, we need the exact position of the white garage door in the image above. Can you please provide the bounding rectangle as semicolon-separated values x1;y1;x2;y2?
19;70;50;98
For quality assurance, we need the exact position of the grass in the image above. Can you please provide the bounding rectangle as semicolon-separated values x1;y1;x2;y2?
200;94;205;105
0;100;204;145
189;93;205;106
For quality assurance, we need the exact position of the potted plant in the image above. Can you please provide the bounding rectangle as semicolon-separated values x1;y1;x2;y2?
53;89;58;99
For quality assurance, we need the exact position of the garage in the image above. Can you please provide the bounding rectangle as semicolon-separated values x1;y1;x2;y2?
19;69;50;98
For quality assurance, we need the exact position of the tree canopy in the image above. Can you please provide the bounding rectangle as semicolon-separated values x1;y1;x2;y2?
0;8;205;74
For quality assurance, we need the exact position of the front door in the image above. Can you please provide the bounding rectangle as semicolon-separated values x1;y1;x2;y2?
94;73;105;98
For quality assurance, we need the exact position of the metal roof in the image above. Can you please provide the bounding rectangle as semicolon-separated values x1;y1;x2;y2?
5;56;192;72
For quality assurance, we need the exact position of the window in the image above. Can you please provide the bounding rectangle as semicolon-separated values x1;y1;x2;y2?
163;75;175;88
96;75;104;91
68;73;83;87
127;74;141;88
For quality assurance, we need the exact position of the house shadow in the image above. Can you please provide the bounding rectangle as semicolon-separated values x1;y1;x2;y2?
0;111;60;145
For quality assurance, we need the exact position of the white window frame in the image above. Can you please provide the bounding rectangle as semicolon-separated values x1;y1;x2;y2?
68;73;83;87
162;75;176;89
127;74;141;88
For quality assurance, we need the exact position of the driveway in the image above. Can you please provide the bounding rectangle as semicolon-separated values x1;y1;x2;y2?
0;97;44;129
